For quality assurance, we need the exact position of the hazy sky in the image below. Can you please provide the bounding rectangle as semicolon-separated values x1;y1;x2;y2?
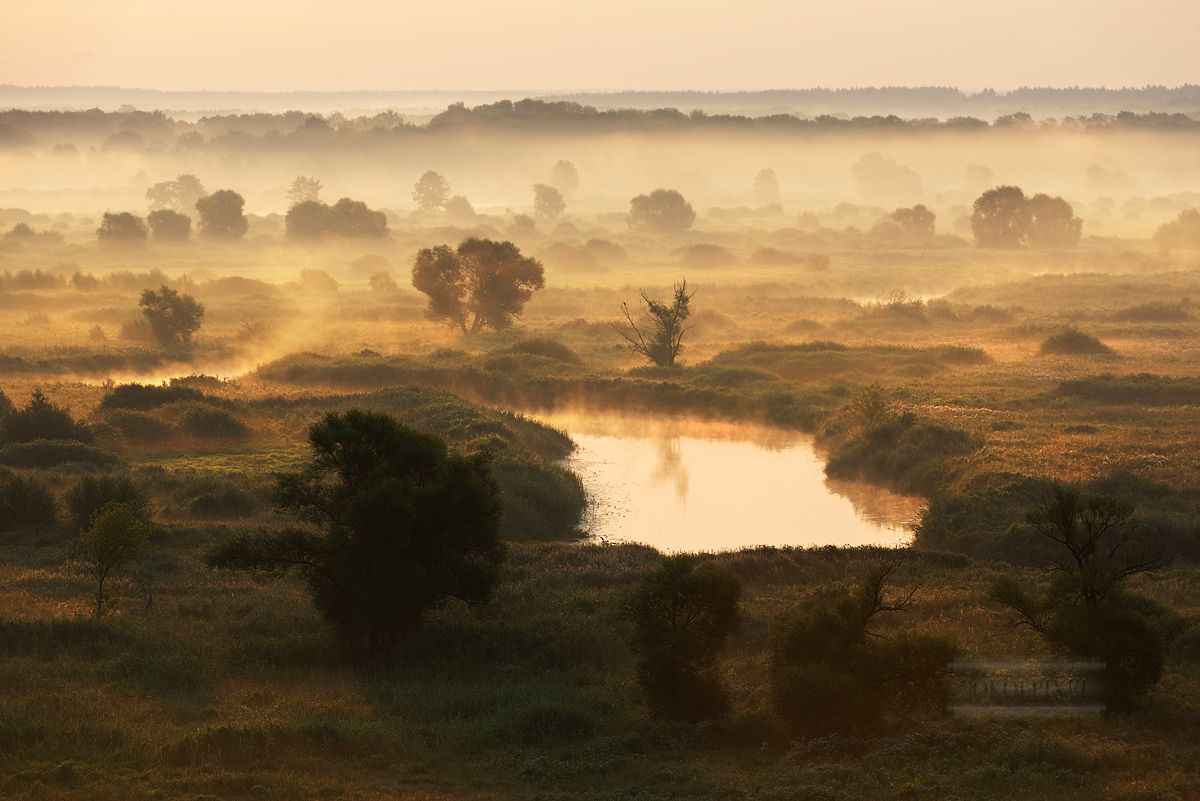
3;0;1197;92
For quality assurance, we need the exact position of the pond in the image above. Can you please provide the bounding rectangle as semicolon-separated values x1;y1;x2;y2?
530;410;925;553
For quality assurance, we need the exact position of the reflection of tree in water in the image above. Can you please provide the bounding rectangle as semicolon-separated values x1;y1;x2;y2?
651;434;689;500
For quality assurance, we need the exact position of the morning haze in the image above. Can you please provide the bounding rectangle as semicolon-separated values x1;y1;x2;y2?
2;3;1200;800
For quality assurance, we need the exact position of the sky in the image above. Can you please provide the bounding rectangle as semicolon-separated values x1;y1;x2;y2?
2;0;1198;93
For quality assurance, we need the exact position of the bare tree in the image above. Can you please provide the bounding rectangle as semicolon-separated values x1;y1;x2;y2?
614;280;695;367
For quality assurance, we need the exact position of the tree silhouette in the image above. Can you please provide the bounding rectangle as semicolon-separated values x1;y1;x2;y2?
411;238;545;334
139;285;205;347
614;280;694;367
1028;193;1082;247
146;174;206;213
971;185;1032;248
891;204;936;237
550;159;580;195
752;168;781;205
147;209;191;242
76;502;149;619
195;189;248;240
412;170;451;212
1153;208;1200;250
96;212;147;245
286;198;388;239
533;183;565;222
207;411;503;662
287;175;323;206
628;189;696;233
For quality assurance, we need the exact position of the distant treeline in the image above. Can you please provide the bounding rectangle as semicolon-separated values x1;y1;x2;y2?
2;97;1200;150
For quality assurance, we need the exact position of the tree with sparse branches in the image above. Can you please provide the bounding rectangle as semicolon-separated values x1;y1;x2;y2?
287;175;323;206
614;280;694;367
76;502;149;619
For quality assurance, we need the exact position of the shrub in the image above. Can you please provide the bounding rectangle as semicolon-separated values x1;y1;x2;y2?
100;383;207;411
0;468;57;530
623;555;741;720
770;562;956;736
65;473;151;533
208;411;504;662
1110;302;1192;323
1055;373;1200;406
678;243;738;268
503;337;582;365
491;457;587;540
139;285;205;347
1;390;91;445
186;488;255;519
1039;328;1115;356
103;409;173;444
0;440;117;469
174;403;250;441
825;414;979;496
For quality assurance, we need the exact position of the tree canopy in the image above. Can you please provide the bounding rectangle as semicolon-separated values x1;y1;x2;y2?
412;238;545;334
628;189;696;233
139;285;205;347
195;189;248;239
412;170;451;212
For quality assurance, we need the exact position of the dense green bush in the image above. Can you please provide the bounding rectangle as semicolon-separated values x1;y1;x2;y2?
825;414;980;496
209;411;504;662
99;383;206;411
0;439;117;469
1;390;91;444
0;468;57;530
65;473;151;533
623;555;741;720
174;403;250;440
1039;328;1116;356
769;562;956;736
103;409;173;444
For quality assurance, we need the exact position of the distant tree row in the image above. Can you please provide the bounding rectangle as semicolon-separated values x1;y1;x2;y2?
100;178;247;245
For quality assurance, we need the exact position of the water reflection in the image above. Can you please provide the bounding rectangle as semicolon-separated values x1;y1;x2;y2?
530;410;925;553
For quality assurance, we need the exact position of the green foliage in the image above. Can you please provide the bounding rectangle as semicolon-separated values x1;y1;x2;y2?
0;439;117;469
622;555;741;720
990;485;1171;709
195;189;248;239
208;410;504;661
100;382;208;411
174;403;250;440
769;562;957;736
846;381;897;431
138;285;205;348
1;390;91;445
825;414;979;496
491;457;586;540
0;468;57;531
65;473;151;533
412;238;546;334
1039;328;1115;356
76;502;150;618
103;408;173;444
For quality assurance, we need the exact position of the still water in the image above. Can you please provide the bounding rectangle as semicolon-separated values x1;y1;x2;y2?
531;411;925;553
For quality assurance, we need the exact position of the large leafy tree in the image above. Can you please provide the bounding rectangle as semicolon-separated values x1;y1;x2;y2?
146;174;206;213
139;285;205;347
971;185;1032;248
1028;193;1083;247
412;238;545;334
195;189;249;240
627;189;696;233
96;212;148;245
208;411;503;661
412;170;451;212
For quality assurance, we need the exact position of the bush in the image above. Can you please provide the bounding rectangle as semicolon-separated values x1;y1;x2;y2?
492;457;587;540
103;409;173;444
825;414;979;496
1110;302;1192;323
678;243;738;268
623;555;741;720
770;562;956;736
100;383;207;411
65;474;151;533
1055;373;1200;406
0;468;57;530
186;488;255;519
174;403;250;441
0;440;117;469
1;390;91;445
1039;328;1115;356
503;337;582;365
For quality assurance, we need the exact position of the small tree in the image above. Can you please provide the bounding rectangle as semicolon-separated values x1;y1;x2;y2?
287;175;323;206
628;189;696;233
992;485;1168;709
533;183;566;222
195;189;249;240
623;555;741;720
147;209;191;242
96;212;148;245
847;382;897;431
1028;193;1083;248
146;174;206;213
65;473;151;533
77;502;149;618
614;280;694;367
207;411;504;661
411;238;545;334
412;170;451;212
891;204;936;238
752;167;781;206
139;285;205;348
549;159;580;195
2;390;91;445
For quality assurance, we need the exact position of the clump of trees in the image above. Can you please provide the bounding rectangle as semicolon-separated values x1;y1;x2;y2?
97;212;148;245
992;486;1172;709
623;555;741;720
139;285;205;348
769;561;957;735
147;209;191;242
195;189;248;240
146;174;206;213
65;473;151;533
972;186;1082;248
1153;208;1200;250
0;467;58;531
412;170;451;212
614;280;694;367
628;189;696;233
208;411;504;662
1;389;92;445
532;184;565;222
411;238;545;334
285;198;388;240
